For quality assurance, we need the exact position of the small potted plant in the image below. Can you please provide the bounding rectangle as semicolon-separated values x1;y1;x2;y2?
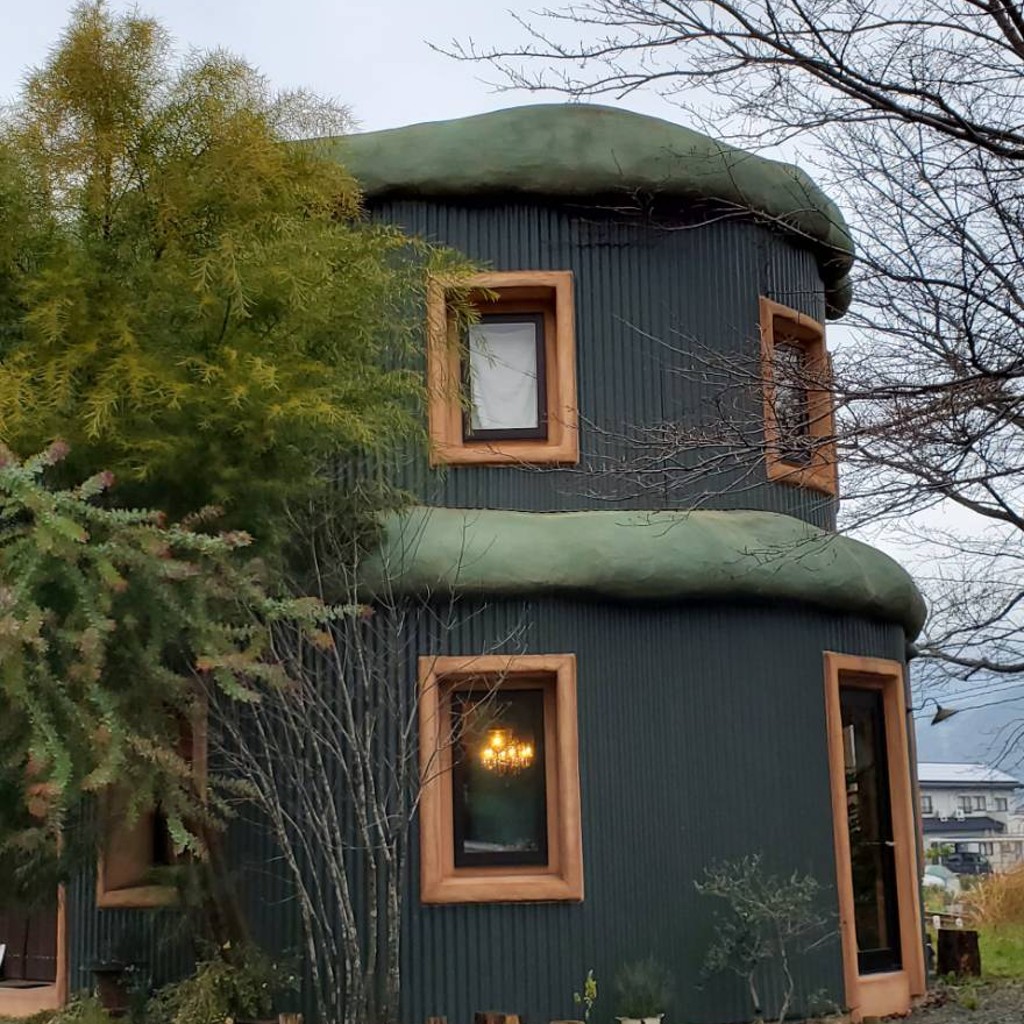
614;958;673;1024
570;968;598;1024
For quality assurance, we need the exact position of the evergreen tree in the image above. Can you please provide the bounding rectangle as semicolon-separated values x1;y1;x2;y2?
0;443;324;901
0;2;459;545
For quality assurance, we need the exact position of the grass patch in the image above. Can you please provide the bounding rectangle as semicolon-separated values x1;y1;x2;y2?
980;922;1024;979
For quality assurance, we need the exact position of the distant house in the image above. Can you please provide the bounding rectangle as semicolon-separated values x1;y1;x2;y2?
919;762;1023;871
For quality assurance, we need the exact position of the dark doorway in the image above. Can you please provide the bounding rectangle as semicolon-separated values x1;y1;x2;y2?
0;905;58;986
841;686;903;975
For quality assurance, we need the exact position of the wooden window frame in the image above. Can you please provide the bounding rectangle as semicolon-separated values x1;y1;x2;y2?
760;297;837;496
822;652;925;1021
426;272;579;466
418;654;583;904
96;708;208;910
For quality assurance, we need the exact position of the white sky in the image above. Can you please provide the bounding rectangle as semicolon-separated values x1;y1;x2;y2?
0;0;676;131
5;1;1022;769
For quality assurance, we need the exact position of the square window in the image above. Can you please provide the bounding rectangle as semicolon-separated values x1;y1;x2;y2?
974;795;986;811
759;297;837;495
418;654;583;903
427;272;578;465
920;795;933;814
996;797;1009;812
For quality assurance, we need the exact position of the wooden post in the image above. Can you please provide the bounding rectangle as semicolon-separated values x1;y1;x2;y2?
936;928;982;977
278;1014;303;1024
425;1018;447;1024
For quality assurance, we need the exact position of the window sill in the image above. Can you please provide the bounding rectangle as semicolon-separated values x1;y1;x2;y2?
766;456;837;496
422;868;582;905
430;434;579;466
96;883;177;909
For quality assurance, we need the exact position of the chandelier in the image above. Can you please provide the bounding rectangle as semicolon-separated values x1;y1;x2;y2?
479;728;534;775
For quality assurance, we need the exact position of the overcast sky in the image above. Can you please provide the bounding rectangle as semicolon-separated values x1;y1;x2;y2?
6;2;1024;772
0;0;678;131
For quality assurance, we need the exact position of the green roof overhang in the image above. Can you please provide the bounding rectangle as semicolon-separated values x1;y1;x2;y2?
359;506;926;638
327;104;855;318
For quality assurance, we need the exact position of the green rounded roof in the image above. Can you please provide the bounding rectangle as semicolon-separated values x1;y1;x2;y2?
329;105;854;318
359;506;926;637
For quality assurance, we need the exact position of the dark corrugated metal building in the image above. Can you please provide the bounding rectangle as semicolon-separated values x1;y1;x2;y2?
59;105;929;1024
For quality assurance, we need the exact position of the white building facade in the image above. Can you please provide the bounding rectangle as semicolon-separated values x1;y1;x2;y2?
919;762;1023;872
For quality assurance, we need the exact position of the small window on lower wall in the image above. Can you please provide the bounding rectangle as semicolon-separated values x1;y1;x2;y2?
418;654;583;904
96;710;207;909
96;798;178;908
759;296;837;495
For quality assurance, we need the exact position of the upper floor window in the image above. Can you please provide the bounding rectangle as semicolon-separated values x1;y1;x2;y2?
996;797;1009;812
973;795;987;811
427;272;578;466
759;297;836;495
920;795;933;814
957;795;972;812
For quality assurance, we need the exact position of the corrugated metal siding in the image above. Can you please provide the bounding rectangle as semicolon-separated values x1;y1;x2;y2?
66;598;906;1024
394;596;904;1024
373;199;835;528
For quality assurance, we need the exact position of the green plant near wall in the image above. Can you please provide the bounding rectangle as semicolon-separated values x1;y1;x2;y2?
146;945;296;1024
573;968;598;1023
0;1;474;553
613;958;673;1021
696;855;833;1024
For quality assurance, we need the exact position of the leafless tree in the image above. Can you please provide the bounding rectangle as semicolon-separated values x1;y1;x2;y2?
445;1;1024;713
215;512;526;1024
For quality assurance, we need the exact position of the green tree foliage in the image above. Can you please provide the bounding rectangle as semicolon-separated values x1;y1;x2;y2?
696;855;832;1024
0;443;326;900
0;1;458;544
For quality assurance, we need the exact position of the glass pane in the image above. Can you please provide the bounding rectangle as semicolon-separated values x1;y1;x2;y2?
468;320;540;431
841;687;902;974
773;341;813;463
451;688;548;867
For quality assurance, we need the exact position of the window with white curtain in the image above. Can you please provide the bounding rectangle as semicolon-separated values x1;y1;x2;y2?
465;314;546;438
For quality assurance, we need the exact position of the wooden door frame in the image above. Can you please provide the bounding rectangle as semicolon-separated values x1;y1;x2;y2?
823;652;925;1021
0;887;67;1017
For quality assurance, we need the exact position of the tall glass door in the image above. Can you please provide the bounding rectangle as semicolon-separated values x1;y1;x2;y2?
840;686;903;974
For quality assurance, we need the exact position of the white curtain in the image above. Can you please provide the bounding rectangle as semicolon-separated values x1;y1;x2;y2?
468;321;540;431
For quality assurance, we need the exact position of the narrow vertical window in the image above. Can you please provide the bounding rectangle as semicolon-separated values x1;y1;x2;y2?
465;315;547;439
760;297;836;494
451;687;549;866
96;709;206;909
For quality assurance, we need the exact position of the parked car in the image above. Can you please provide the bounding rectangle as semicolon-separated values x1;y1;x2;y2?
941;851;992;875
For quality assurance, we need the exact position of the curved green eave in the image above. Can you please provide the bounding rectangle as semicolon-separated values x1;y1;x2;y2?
360;506;926;638
327;105;855;318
